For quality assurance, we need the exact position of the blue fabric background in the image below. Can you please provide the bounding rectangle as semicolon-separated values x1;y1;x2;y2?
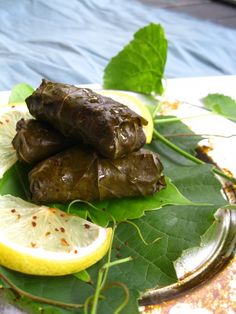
0;0;235;90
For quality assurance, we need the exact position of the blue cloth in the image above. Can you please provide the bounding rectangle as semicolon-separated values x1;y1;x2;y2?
0;0;235;90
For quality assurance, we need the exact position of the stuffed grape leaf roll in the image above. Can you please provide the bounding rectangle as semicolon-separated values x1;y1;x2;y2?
26;79;147;159
12;119;72;164
29;147;165;203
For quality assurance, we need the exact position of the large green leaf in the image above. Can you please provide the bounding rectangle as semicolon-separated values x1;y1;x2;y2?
103;23;167;95
105;205;217;291
0;125;227;314
0;104;228;313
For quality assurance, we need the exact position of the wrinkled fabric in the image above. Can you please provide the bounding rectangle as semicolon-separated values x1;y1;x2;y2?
0;0;235;90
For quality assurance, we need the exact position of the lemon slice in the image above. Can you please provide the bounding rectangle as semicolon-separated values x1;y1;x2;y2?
98;90;153;143
0;195;112;276
0;102;32;178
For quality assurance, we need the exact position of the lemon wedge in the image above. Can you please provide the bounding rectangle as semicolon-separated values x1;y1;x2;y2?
0;102;31;178
0;195;112;276
98;90;153;143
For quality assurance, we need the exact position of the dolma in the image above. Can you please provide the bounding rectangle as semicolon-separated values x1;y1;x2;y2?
12;119;72;164
26;79;147;159
29;147;165;203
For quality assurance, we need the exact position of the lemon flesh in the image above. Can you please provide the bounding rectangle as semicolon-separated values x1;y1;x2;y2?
98;90;153;143
0;195;112;276
0;102;31;178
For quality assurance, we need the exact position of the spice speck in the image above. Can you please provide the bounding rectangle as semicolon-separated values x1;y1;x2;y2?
61;238;70;247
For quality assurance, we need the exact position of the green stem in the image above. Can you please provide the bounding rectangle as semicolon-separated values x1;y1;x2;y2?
103;281;130;314
163;133;236;139
123;220;161;245
152;102;162;119
68;199;100;213
103;257;132;269
213;168;236;183
100;224;116;290
153;129;236;184
84;295;93;314
0;273;83;309
90;270;104;314
90;224;116;314
154;113;214;124
153;129;203;165
90;224;133;314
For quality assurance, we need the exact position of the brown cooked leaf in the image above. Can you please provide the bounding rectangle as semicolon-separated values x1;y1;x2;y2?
26;79;147;159
29;147;165;203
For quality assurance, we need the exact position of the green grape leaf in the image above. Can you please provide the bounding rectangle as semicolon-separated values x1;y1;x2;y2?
103;23;167;95
202;93;236;121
